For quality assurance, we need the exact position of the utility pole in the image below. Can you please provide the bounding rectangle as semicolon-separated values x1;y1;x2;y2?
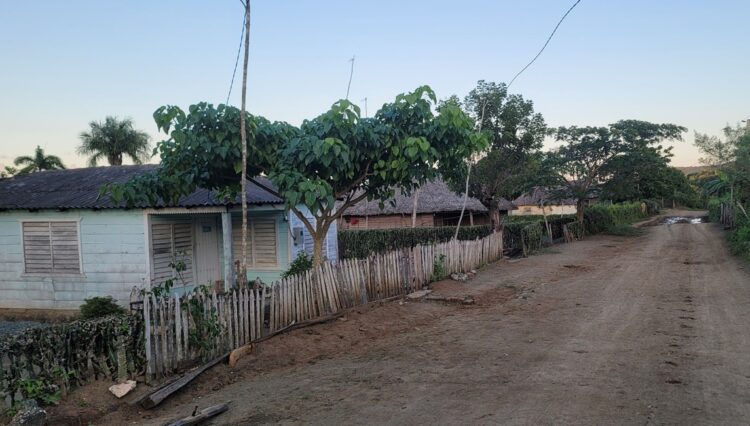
346;56;355;100
239;0;251;287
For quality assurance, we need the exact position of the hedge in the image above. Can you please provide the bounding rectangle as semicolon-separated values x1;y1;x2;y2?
583;202;648;234
0;314;144;409
338;225;493;259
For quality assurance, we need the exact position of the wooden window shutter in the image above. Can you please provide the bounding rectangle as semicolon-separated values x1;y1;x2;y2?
151;222;194;285
253;217;277;267
231;216;253;267
23;221;80;274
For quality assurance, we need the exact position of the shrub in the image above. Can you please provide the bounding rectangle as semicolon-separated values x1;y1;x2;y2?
729;223;750;259
584;202;647;234
79;296;125;320
338;225;492;259
282;252;314;278
707;198;721;222
520;222;543;255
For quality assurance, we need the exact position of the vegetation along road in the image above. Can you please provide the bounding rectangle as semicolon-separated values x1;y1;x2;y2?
102;210;750;425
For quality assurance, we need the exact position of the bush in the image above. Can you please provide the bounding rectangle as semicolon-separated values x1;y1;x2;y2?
520;222;543;255
79;296;125;320
729;222;750;259
707;198;722;222
584;202;648;234
338;225;492;259
282;252;313;278
642;199;662;215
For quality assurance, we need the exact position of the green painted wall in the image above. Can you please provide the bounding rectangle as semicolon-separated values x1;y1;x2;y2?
0;209;147;311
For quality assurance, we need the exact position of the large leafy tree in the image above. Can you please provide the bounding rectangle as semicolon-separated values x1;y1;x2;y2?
108;86;485;266
14;146;66;174
78;116;151;166
547;120;685;223
694;124;746;204
445;81;546;229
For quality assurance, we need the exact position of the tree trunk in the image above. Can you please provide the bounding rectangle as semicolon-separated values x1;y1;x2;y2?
489;204;501;232
411;188;420;228
576;199;585;224
541;201;552;238
312;235;324;267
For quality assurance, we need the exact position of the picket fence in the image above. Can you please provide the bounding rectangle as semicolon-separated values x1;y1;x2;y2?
143;232;503;378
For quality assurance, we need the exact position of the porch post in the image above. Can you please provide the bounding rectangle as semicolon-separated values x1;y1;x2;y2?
221;211;234;290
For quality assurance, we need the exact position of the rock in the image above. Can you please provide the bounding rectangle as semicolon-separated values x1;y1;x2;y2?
406;289;432;300
108;380;136;398
450;272;468;282
9;400;46;426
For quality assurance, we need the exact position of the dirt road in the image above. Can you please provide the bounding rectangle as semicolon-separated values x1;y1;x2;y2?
100;211;750;425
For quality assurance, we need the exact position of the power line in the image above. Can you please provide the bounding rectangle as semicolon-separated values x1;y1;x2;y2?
226;12;247;105
507;0;581;89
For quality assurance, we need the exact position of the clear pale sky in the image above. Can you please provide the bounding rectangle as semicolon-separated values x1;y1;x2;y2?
1;1;748;169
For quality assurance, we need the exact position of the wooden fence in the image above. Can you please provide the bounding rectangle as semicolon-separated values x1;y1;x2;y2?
720;202;735;229
143;232;503;379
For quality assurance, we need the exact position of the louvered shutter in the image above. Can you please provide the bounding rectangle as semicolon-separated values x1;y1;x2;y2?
253;218;277;267
151;222;193;285
172;222;194;284
23;221;80;274
50;222;80;273
231;216;253;266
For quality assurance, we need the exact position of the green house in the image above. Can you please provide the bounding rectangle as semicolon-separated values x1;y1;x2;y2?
0;166;338;316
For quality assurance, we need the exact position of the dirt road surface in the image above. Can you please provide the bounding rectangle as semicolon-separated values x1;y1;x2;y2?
96;210;750;425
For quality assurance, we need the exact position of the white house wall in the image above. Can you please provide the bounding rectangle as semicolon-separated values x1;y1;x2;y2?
289;206;339;262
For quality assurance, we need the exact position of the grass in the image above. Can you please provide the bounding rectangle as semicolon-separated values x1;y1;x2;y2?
605;224;646;237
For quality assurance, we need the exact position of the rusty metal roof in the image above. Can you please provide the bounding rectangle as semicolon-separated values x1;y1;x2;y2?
0;165;282;210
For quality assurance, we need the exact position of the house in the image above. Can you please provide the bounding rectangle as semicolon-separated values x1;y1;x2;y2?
510;187;578;216
339;178;501;230
0;165;337;314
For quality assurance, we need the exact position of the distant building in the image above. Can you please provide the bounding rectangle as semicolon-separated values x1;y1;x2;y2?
510;187;578;216
339;179;503;229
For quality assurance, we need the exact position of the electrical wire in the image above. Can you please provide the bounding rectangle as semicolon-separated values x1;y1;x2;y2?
507;0;581;89
226;12;247;105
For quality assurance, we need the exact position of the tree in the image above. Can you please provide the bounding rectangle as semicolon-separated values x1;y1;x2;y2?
694;124;744;203
14;146;66;174
0;166;17;178
108;86;485;267
445;81;547;230
78;116;151;166
547;120;685;223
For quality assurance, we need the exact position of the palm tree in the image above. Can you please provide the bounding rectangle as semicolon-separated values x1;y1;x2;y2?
14;146;66;174
78;116;151;166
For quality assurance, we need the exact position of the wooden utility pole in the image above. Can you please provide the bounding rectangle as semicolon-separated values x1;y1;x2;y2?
454;101;487;239
239;1;251;286
411;188;420;227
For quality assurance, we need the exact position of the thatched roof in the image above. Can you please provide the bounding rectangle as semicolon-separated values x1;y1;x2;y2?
513;187;577;207
341;178;491;216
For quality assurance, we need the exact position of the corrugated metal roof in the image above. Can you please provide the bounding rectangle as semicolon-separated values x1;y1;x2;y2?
0;165;283;210
341;178;490;216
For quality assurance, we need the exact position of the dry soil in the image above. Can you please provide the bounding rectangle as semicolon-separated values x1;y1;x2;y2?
72;210;750;425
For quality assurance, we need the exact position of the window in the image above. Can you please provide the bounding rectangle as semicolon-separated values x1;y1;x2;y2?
22;221;81;274
232;216;278;267
151;222;194;284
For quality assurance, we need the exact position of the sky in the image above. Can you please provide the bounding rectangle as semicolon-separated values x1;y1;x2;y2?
1;0;748;169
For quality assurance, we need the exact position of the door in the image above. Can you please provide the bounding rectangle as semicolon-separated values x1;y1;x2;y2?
194;217;221;286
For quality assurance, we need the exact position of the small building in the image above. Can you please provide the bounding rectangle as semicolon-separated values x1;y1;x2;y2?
0;165;336;315
510;187;578;216
339;179;494;230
